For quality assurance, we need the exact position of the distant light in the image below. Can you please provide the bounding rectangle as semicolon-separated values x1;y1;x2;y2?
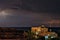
36;32;38;35
45;36;48;38
51;36;54;38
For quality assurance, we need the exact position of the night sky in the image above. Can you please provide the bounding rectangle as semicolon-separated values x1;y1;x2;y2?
0;0;60;27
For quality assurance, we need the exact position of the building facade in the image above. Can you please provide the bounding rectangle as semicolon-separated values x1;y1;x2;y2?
31;25;58;38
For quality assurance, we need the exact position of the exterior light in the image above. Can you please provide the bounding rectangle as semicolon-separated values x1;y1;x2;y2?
36;32;38;35
35;35;38;38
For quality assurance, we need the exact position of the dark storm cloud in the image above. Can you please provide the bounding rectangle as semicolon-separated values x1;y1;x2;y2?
0;9;52;27
0;9;60;27
0;0;60;27
0;0;60;13
0;0;57;12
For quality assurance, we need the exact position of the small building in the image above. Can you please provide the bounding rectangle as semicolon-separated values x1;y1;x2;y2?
31;25;58;38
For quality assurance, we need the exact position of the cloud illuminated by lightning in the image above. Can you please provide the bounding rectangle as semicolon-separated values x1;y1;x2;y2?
0;10;12;18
